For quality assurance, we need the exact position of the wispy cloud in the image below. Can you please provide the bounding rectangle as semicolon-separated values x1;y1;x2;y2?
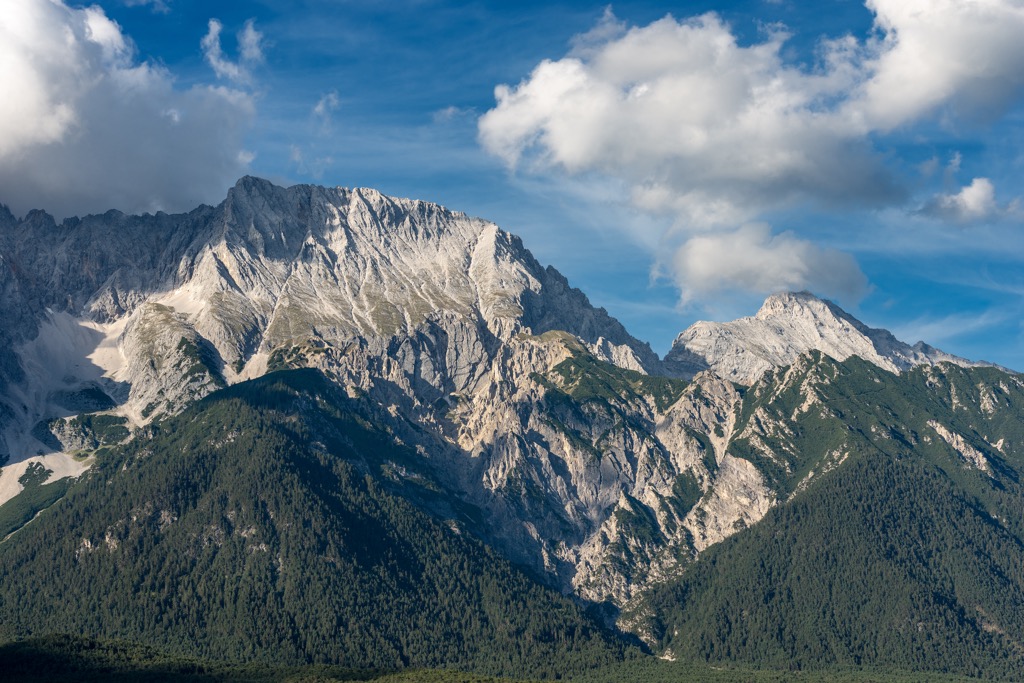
202;18;263;85
287;93;344;179
891;308;1014;349
313;91;340;131
289;144;334;180
238;19;263;63
432;105;475;124
123;0;170;13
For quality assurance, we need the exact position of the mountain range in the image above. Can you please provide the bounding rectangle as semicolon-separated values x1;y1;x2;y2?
0;177;1021;680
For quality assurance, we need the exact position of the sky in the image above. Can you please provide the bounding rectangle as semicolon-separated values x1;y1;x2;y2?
1;0;1023;370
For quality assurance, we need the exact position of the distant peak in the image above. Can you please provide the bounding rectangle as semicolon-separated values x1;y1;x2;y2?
227;175;294;203
352;187;385;199
754;291;869;329
668;290;986;384
22;208;58;230
233;175;276;190
757;291;832;317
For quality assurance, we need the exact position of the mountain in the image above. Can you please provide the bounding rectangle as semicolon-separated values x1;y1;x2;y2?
0;175;656;449
0;177;753;607
0;369;626;676
665;291;988;384
0;177;679;599
631;355;1024;678
1;178;1022;678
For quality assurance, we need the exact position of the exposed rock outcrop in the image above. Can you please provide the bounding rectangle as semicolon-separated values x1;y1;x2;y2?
0;179;1009;619
666;291;986;385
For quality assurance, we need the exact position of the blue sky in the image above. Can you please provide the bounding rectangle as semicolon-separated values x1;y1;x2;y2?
1;0;1023;370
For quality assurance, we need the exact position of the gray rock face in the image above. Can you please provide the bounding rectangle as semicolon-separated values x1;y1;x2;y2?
0;179;1006;624
0;177;657;445
0;177;684;607
665;291;986;384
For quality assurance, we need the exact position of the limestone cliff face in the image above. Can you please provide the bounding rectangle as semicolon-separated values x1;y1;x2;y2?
0;177;656;447
0;178;683;607
0;178;1008;620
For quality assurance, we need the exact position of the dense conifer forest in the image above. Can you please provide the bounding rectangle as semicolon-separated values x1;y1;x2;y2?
0;370;624;678
632;357;1024;679
3;357;1024;681
0;634;993;682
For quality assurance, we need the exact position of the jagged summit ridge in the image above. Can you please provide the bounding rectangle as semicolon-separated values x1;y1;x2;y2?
0;176;657;469
665;291;984;384
165;177;656;367
76;177;651;358
0;177;708;607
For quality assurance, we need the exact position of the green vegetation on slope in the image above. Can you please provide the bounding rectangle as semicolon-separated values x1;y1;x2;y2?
4;347;1024;680
546;344;688;413
0;369;625;679
633;356;1024;680
0;635;990;683
580;655;987;683
0;464;73;540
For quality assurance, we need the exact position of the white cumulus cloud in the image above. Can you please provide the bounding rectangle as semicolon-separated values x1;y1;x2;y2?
923;177;1013;224
479;0;1024;303
856;0;1024;129
0;0;257;219
672;224;868;304
479;11;903;226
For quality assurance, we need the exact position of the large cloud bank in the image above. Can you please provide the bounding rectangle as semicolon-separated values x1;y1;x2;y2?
479;0;1024;303
0;0;258;219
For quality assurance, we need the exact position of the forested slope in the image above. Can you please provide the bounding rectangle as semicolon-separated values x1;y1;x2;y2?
634;357;1024;680
0;370;626;678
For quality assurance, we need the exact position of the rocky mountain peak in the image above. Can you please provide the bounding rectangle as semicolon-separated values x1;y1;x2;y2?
0;177;670;606
1;177;1021;653
666;291;984;385
0;177;659;467
756;290;853;323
